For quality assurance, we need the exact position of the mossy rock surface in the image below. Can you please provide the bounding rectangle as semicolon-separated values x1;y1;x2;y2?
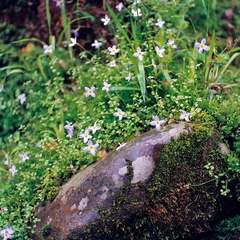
32;123;226;240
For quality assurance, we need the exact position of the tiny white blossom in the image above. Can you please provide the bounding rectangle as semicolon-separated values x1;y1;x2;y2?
167;39;175;46
114;108;125;120
0;85;4;92
133;47;146;61
80;130;93;143
108;45;120;55
9;165;18;177
150;116;166;131
133;0;141;5
116;2;124;11
88;122;101;134
195;38;210;54
101;15;110;25
83;140;99;156
43;45;53;54
85;87;96;97
132;9;142;17
155;19;165;28
18;93;26;105
155;46;165;58
102;82;111;92
180;111;191;122
91;40;102;49
109;59;117;67
152;59;158;69
125;73;132;82
69;37;77;47
19;152;29;162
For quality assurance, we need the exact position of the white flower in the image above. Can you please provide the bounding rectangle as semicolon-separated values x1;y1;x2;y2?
19;152;29;162
116;142;127;151
88;122;101;134
91;40;102;49
116;2;124;11
133;47;146;61
109;59;117;67
133;0;141;5
9;165;18;177
150;116;166;131
43;45;53;54
152;59;158;69
0;85;4;92
195;38;210;54
125;73;132;82
108;45;120;55
80;130;93;143
132;8;142;17
101;15;110;25
83;140;99;155
155;46;165;58
85;87;96;97
155;19;165;28
18;93;26;105
180;111;191;122
114;108;125;120
167;39;175;46
69;37;77;47
102;82;111;92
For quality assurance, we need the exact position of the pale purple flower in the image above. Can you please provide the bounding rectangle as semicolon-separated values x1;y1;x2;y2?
114;108;125;120
155;46;165;58
43;45;53;54
19;152;29;162
195;38;210;54
18;93;26;105
64;121;75;132
167;39;175;46
70;28;79;38
116;2;124;12
9;166;18;177
102;82;111;92
166;29;173;34
101;15;110;25
0;85;4;92
180;111;191;122
85;87;96;97
88;122;101;134
69;37;77;47
125;73;132;82
91;40;102;49
132;9;142;17
4;154;9;165
152;59;158;69
83;140;99;155
133;47;146;61
150;116;166;131
0;226;14;240
80;130;93;143
66;130;74;139
109;59;117;67
155;19;165;28
159;0;168;1
53;0;62;8
108;45;120;55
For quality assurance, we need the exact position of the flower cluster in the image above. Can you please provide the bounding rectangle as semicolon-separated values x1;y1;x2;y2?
64;121;76;138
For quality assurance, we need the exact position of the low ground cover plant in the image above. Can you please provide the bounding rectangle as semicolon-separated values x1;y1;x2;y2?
0;0;239;239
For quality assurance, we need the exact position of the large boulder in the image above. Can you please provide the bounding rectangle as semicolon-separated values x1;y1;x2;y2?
32;123;226;240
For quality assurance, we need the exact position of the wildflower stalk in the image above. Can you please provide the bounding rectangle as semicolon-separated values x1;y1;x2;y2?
45;0;52;35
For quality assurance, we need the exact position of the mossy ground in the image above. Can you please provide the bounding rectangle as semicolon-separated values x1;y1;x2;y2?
67;123;227;240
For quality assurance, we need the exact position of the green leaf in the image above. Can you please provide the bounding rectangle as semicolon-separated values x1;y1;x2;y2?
110;86;140;91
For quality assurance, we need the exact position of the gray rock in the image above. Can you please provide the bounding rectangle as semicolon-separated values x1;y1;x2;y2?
32;123;191;239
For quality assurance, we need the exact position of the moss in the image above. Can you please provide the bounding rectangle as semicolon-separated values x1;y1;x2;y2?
69;123;226;240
